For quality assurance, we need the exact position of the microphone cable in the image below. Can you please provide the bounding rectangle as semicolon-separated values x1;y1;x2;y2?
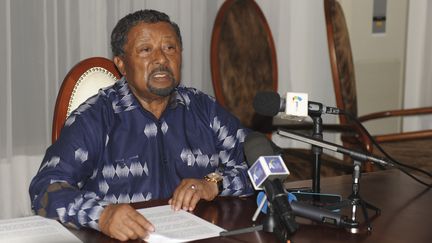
341;111;432;188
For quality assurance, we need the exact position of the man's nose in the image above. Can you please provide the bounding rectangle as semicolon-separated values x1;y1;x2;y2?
153;48;168;65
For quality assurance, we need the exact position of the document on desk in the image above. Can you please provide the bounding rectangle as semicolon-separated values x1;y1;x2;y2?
138;205;225;243
0;215;82;243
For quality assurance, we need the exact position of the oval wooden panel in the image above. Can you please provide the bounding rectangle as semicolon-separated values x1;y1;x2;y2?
211;0;277;130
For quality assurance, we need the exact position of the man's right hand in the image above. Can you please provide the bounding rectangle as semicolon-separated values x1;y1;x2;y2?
99;204;155;241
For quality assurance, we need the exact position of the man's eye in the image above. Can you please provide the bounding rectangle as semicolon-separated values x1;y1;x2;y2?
139;47;151;53
164;45;176;51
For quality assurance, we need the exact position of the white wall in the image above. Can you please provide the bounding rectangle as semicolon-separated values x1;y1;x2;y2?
339;0;409;135
257;0;337;148
403;0;432;131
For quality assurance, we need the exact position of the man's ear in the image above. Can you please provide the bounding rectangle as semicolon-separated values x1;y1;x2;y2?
113;56;126;76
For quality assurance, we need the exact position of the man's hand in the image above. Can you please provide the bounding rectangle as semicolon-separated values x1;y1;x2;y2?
168;178;218;212
99;204;154;241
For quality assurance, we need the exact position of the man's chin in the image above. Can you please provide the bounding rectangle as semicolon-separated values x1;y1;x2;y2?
148;85;176;97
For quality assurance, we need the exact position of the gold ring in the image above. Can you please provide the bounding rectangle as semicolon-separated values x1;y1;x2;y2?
190;184;196;190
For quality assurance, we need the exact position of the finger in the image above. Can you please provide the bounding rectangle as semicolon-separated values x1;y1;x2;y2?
173;186;189;211
181;186;197;211
124;219;146;239
172;180;190;198
115;209;153;241
112;228;132;242
118;217;141;240
170;181;188;210
124;229;139;241
130;211;155;232
188;192;201;211
106;206;138;240
172;182;193;211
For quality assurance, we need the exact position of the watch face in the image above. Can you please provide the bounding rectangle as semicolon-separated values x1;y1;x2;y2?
206;172;223;194
208;172;223;181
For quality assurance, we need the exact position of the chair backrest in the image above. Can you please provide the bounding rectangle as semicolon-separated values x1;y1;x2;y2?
324;1;375;171
52;57;122;143
324;0;358;125
211;0;277;132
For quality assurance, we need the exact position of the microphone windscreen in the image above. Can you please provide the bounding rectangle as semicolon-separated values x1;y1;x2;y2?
253;91;281;117
257;191;297;214
244;132;274;167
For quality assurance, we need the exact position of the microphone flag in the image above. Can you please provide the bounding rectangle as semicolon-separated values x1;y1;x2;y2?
247;155;290;190
285;92;309;118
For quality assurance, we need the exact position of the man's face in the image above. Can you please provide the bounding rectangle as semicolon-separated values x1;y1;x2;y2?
114;22;182;100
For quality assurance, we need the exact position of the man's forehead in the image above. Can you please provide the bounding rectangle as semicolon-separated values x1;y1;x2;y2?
129;22;176;37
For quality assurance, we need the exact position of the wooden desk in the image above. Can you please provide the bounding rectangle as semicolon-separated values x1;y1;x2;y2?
69;169;432;242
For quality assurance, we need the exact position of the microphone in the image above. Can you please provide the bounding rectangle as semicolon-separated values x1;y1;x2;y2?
245;132;358;229
277;129;393;167
253;91;341;117
256;192;358;228
244;132;298;234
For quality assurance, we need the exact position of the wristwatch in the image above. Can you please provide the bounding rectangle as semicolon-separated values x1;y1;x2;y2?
204;172;223;194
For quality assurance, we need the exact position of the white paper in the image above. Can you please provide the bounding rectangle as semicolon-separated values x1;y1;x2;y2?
138;205;224;243
0;215;82;243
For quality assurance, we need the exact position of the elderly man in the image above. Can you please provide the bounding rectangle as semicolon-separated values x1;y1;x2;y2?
29;9;254;241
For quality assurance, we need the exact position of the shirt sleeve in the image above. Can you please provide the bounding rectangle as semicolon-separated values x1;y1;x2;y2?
29;99;110;231
205;96;255;197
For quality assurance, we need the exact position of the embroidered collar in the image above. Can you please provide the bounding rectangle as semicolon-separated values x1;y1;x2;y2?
111;77;188;114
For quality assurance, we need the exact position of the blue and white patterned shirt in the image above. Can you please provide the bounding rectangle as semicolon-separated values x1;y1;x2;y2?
29;78;254;230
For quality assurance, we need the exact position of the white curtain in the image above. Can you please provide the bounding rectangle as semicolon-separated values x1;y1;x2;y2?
0;0;339;219
403;0;432;131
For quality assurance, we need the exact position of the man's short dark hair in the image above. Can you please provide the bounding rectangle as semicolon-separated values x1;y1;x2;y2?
111;9;182;57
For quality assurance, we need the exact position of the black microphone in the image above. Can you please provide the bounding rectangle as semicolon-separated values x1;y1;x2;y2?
256;192;358;228
253;91;341;117
244;132;298;235
291;200;357;227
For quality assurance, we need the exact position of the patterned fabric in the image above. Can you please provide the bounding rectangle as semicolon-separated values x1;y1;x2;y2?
29;77;254;230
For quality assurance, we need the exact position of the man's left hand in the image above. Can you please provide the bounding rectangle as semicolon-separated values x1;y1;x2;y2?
168;178;218;211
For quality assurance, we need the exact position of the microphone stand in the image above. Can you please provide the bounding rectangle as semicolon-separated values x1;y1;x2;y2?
277;129;385;233
309;113;323;193
333;160;381;233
